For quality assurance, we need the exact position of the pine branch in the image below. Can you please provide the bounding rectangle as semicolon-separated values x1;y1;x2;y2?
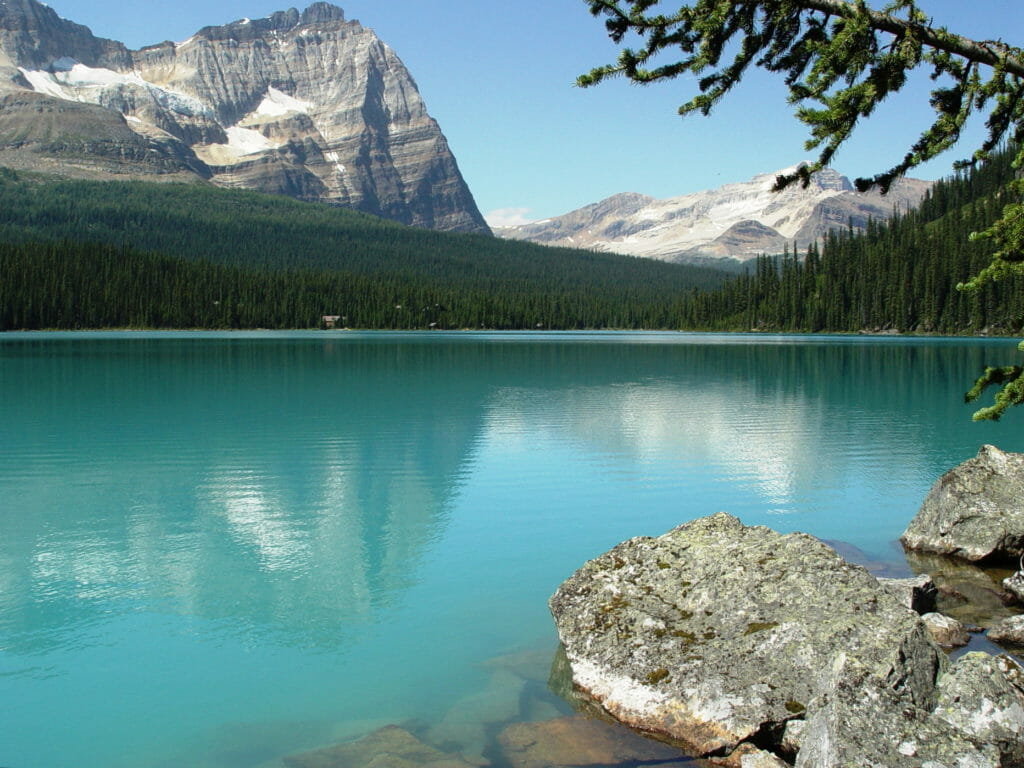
800;0;1024;77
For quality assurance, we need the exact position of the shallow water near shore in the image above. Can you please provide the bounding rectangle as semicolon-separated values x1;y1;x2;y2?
2;331;1022;768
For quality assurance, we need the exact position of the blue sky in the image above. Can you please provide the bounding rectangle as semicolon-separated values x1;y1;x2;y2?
43;0;1024;224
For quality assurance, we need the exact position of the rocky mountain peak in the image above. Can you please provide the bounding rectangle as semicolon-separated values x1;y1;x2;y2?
193;4;348;43
0;0;64;31
810;166;854;192
0;0;489;234
773;164;853;194
300;3;346;25
0;0;128;71
497;167;929;264
589;192;657;217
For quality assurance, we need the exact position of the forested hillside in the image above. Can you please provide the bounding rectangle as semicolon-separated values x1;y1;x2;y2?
681;148;1024;334
1;148;1022;332
0;239;722;329
0;171;726;330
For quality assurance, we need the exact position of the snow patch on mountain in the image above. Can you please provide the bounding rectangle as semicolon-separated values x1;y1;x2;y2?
224;126;279;155
497;166;929;265
252;87;312;119
325;150;346;174
18;59;213;118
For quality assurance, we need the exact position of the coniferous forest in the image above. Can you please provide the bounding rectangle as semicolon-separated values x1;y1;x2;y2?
682;148;1024;334
0;169;726;330
0;148;1022;332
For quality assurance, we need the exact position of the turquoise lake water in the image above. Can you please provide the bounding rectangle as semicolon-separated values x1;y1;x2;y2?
2;331;1023;768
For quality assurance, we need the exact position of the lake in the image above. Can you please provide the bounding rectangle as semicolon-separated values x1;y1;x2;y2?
2;331;1022;768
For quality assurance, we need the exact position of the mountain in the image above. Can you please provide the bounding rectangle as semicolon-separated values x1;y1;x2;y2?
0;0;489;233
495;166;931;264
679;147;1024;334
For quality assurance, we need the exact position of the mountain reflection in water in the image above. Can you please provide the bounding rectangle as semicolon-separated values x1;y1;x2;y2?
1;332;1022;768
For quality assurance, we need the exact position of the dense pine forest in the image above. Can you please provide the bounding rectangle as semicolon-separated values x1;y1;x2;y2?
0;238;721;330
681;148;1024;334
0;149;1022;331
0;170;727;330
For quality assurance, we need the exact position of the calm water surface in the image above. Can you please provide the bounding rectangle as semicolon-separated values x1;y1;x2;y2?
2;331;1022;768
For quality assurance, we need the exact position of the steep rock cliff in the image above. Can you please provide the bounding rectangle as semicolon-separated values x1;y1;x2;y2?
0;0;489;233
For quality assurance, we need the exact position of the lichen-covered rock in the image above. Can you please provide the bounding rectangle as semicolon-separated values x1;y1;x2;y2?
549;513;945;757
921;612;970;648
796;654;999;768
901;445;1024;563
877;574;938;614
495;716;688;768
1005;567;1024;603
738;749;790;768
933;652;1024;767
989;615;1024;647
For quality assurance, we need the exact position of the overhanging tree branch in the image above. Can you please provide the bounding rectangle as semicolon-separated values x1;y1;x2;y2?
580;0;1024;420
799;0;1024;77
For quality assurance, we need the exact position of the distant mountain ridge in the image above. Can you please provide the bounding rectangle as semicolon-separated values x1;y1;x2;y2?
496;167;931;264
0;0;489;233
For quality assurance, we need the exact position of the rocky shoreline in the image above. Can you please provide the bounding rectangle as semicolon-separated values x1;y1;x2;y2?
549;445;1024;767
268;445;1024;768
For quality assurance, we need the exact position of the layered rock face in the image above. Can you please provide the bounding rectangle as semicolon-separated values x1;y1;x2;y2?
0;0;130;74
0;0;489;233
497;167;929;265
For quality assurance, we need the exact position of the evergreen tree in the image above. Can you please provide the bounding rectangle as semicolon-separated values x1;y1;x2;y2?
580;0;1024;418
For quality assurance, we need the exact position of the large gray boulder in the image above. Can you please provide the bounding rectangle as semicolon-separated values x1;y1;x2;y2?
549;513;945;758
796;654;1000;768
902;445;1024;563
933;652;1024;767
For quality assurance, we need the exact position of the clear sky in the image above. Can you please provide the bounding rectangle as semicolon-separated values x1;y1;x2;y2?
40;0;1024;225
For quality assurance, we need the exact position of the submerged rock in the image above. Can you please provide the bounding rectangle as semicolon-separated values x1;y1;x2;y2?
283;725;478;768
495;716;688;768
904;550;1019;627
921;612;970;648
901;445;1024;563
425;669;524;765
480;647;555;685
549;513;945;758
